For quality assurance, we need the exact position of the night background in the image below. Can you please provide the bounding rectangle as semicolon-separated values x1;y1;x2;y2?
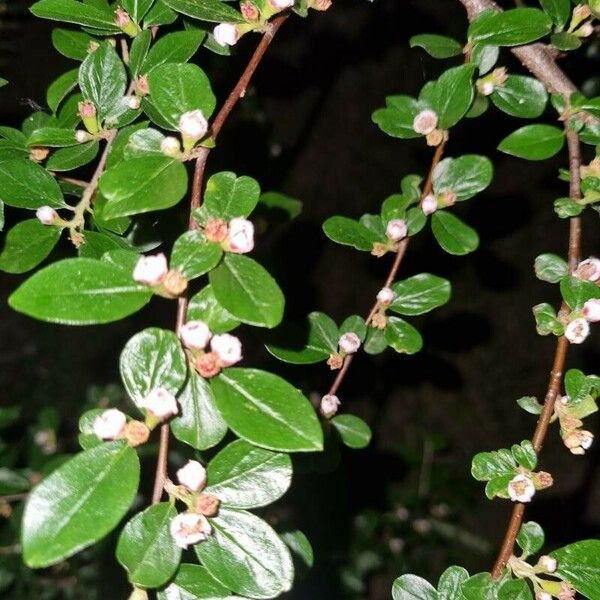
0;0;599;597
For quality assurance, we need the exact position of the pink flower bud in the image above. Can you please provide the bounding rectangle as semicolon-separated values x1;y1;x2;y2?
574;4;591;19
421;193;438;215
136;75;150;96
76;130;92;143
412;109;438;135
93;408;127;440
441;191;457;207
126;95;141;110
133;253;168;285
78;100;96;119
385;219;408;242
226;218;254;254
270;0;294;8
339;332;361;354
115;7;132;28
559;582;576;600
178;110;209;141
213;23;240;47
160;136;181;157
241;0;260;20
176;460;207;492
320;394;340;419
180;320;212;350
205;218;229;243
477;80;495;96
169;512;212;549
565;318;590;344
583;298;600;322
211;334;243;367
377;287;394;305
36;206;59;225
142;388;178;420
537;555;557;573
575;257;600;282
577;22;594;37
195;352;221;378
508;473;535;503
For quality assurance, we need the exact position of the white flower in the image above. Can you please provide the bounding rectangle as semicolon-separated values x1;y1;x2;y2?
176;460;207;492
142;388;178;420
169;512;212;549
36;206;58;225
178;110;209;141
213;23;240;47
508;473;535;503
320;394;340;419
421;193;438;216
580;430;594;450
385;219;408;242
76;130;92;143
583;298;600;323
211;334;243;367
160;136;181;157
377;287;394;305
339;332;361;354
133;253;168;285
577;22;594;37
180;320;212;350
536;592;552;600
270;0;295;7
575;257;600;282
93;409;127;440
126;95;141;110
412;109;438;135
226;217;254;254
537;555;557;573
565;318;590;344
478;80;495;96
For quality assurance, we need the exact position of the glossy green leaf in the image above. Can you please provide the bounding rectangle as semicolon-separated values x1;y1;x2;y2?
22;441;139;568
30;0;119;31
471;448;516;481
551;31;582;51
491;75;548;119
52;28;96;61
432;155;493;200
460;573;501;600
46;69;79;113
157;564;241;599
187;285;240;334
46;141;99;171
258;191;302;220
340;315;367;341
511;440;537;470
211;368;323;452
390;274;451;316
120;328;187;410
372;95;422;139
280;530;314;569
124;128;166;159
162;0;245;23
539;0;571;28
498;124;564;160
322;216;382;251
561;275;600;310
116;502;180;588
392;574;437;600
206;439;292;508
553;540;600;599
144;0;178;26
0;469;31;495
195;508;294;599
9;258;152;324
171;231;223;280
331;415;372;449
384;317;423;354
471;44;499;75
431;212;479;256
410;34;463;58
78;231;131;259
498;579;532;600
534;253;568;283
438;566;469;600
0;220;61;274
532;302;563;336
516;396;542;415
516;521;545;557
364;326;387;355
122;0;155;22
203;172;261;220
27;127;78;148
143;29;206;73
209;254;284;329
0;159;65;209
171;370;228;451
468;8;552;47
128;30;152;78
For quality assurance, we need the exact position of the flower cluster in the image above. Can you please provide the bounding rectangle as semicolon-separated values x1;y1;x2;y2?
507;552;576;600
507;470;553;503
204;217;255;254
554;394;595;455
133;253;188;297
564;257;600;345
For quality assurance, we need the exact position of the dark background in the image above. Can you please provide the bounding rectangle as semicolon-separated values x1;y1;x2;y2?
0;0;599;598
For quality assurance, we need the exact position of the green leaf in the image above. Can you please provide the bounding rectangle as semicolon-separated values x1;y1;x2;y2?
206;440;292;508
52;28;96;61
171;231;223;280
551;31;582;51
143;29;206;73
78;231;131;259
460;572;502;600
157;564;241;599
340;315;367;342
561;275;600;311
144;0;178;26
9;258;152;324
409;34;463;59
438;566;469;600
384;317;423;354
79;42;127;121
171;370;228;451
491;75;548;119
532;302;563;336
147;63;216;129
100;156;188;218
534;253;568;283
468;8;552;47
162;0;245;23
516;521;545;557
511;440;537;470
471;44;499;75
0;220;61;274
209;254;284;329
187;285;240;334
331;415;372;449
392;574;437;600
553;540;600;599
539;0;571;28
554;197;583;218
47;140;99;171
471;449;516;481
498;579;532;600
498;124;564;161
203;172;261;220
0;159;65;209
22;441;139;568
431;212;479;256
27;127;79;148
258;191;302;220
372;95;422;139
211;368;323;452
516;396;542;415
323;216;382;251
364;326;387;355
124;128;166;159
30;0;119;31
432;155;493;200
280;530;314;569
129;30;152;78
122;0;155;23
196;508;293;598
390;274;451;316
120;328;187;410
0;469;31;495
47;69;79;113
116;503;180;588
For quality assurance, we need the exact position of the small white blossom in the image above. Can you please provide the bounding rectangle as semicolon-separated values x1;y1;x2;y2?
211;334;243;366
412;109;438;135
479;80;495;96
270;0;295;7
226;218;254;254
169;512;212;549
143;388;178;420
385;219;408;242
377;287;394;305
508;473;535;503
575;257;600;282
160;136;181;157
36;206;59;225
126;95;141;110
583;298;600;323
421;193;438;216
565;318;590;344
537;555;557;573
577;22;594;37
176;460;207;492
213;23;240;47
76;130;92;143
178;110;209;141
180;320;212;350
339;332;361;354
536;592;552;600
133;253;168;285
320;394;340;419
93;409;127;440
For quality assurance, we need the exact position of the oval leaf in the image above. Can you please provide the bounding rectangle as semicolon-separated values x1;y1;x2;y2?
390;274;451;316
0;220;61;274
431;211;479;256
0;159;64;209
158;564;242;599
498;124;564;161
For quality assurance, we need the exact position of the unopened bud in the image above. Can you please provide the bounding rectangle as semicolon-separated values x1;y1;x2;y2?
441;191;457;207
211;334;243;367
143;388;178;420
371;242;388;257
413;109;438;135
573;4;591;20
87;41;100;53
115;8;140;36
126;95;141;110
320;394;340;419
195;351;221;378
133;253;168;285
477;80;495;96
78;100;99;134
176;460;207;492
241;1;260;21
204;218;229;243
93;409;127;440
565;317;590;344
536;592;552;600
508;473;535;503
124;420;150;447
213;23;240;47
136;75;149;96
195;493;221;517
308;0;332;9
36;206;59;225
160;136;181;157
575;257;600;282
180;320;212;350
385;219;408;242
576;22;594;37
339;332;361;354
269;0;294;8
76;130;93;143
583;298;600;322
225;218;254;254
537;555;557;574
163;270;188;297
377;287;394;305
421;193;438;215
178;110;209;151
170;512;212;549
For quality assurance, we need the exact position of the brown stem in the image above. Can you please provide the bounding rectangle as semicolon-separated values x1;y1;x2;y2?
150;15;289;504
490;128;582;578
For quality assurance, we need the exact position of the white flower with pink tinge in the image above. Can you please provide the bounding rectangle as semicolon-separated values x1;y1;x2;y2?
385;219;408;242
93;409;127;440
170;512;212;549
36;206;59;225
508;473;535;503
211;334;243;367
213;23;240;47
339;332;361;354
133;253;168;285
226;218;254;254
421;193;438;216
377;287;394;305
583;298;600;323
270;0;295;8
180;320;212;350
320;394;340;419
142;388;178;420
565;318;590;344
575;257;600;282
176;460;207;492
178;110;208;141
412;109;438;135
